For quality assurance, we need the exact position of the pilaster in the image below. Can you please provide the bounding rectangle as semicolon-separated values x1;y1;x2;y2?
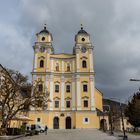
49;75;54;110
76;75;81;110
90;75;95;111
89;49;94;72
72;75;76;110
61;75;65;111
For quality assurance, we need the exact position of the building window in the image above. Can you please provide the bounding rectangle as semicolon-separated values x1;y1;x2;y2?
37;118;41;122
85;118;88;122
55;85;59;92
42;37;45;41
83;117;89;124
55;101;59;108
66;85;70;92
83;84;88;92
38;84;43;92
56;63;59;71
66;101;70;108
84;100;88;107
40;60;44;68
82;60;87;68
67;64;70;71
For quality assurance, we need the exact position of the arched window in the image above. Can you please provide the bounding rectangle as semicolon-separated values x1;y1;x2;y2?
67;64;70;72
40;60;44;68
38;84;43;92
66;100;71;108
82;81;88;92
84;100;88;107
66;85;70;92
55;84;59;92
56;63;59;71
82;60;87;68
83;84;88;92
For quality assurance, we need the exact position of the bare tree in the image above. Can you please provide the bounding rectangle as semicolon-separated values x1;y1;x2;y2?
0;64;49;135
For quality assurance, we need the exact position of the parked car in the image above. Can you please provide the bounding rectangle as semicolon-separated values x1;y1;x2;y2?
26;124;40;135
38;124;45;133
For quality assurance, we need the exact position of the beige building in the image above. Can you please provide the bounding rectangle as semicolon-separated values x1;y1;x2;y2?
113;117;134;131
28;25;106;129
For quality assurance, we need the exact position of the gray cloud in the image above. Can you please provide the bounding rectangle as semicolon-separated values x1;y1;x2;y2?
0;0;140;102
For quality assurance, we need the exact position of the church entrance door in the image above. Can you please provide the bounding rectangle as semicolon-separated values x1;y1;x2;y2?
53;117;59;129
66;117;71;129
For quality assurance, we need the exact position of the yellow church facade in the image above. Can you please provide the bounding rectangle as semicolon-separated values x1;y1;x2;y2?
28;25;105;129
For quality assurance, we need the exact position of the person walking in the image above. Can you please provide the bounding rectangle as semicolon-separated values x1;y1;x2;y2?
45;125;48;135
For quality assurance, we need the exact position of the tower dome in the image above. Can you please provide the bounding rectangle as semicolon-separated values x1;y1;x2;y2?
77;25;89;35
36;24;53;43
39;26;50;34
75;24;90;44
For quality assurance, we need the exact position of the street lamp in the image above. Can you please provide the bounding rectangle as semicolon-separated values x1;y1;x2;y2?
103;105;113;135
110;98;128;140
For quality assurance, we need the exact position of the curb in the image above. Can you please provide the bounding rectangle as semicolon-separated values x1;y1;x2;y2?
0;134;25;140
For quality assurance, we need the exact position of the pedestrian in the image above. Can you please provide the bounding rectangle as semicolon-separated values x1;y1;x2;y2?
45;125;48;135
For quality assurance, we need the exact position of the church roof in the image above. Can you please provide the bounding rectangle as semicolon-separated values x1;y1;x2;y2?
78;29;88;34
77;25;89;35
39;26;50;34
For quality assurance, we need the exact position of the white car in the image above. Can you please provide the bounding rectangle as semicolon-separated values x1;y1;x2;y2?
38;124;45;132
26;124;45;133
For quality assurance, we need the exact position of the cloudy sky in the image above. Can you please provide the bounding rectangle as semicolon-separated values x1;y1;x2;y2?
1;0;140;102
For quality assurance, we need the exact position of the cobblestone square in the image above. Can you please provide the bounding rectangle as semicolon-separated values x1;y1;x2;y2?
20;129;118;140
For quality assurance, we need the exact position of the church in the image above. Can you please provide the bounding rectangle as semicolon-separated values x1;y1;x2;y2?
28;25;105;129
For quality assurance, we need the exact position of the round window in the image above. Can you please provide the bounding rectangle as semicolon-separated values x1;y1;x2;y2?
81;38;85;41
42;37;45;41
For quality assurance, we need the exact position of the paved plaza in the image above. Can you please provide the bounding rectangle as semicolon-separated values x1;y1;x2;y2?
20;129;118;140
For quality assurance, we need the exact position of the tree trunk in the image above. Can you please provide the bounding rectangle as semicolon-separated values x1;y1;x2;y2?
0;121;8;136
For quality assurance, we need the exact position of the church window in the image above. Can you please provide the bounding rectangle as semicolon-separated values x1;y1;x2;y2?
83;84;88;92
42;37;45;41
56;63;59;71
84;100;88;107
82;37;85;41
40;60;44;68
37;118;41;122
82;60;87;68
38;84;43;92
66;101;70;108
55;84;59;92
55;101;59;108
66;85;70;92
85;118;88;122
83;117;89;124
67;64;70;71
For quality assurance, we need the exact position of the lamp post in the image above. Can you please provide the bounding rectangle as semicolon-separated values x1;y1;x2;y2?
110;98;128;140
103;105;113;134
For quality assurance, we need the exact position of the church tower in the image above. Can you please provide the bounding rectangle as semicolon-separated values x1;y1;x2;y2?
32;25;54;94
73;25;95;111
32;25;54;73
